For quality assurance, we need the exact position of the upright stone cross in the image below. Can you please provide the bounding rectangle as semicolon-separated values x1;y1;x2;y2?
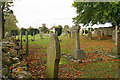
25;31;29;55
72;23;86;59
46;33;61;78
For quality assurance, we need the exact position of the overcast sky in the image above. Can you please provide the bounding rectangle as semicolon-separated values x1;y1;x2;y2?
11;0;112;29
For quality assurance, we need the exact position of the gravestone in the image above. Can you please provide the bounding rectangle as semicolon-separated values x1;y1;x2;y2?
56;31;58;36
72;31;75;38
39;29;43;39
20;30;22;49
72;23;86;59
115;26;120;55
69;31;71;38
81;29;84;36
62;31;65;36
115;26;120;78
46;33;61;78
65;30;68;36
25;31;29;55
18;32;20;40
5;32;11;37
88;31;92;40
97;30;102;40
112;31;115;42
33;32;35;40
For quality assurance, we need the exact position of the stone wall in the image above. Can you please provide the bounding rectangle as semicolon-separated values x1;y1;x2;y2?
2;36;32;79
94;26;115;36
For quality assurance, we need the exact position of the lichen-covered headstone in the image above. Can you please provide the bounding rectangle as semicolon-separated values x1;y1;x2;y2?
46;33;61;78
88;31;92;40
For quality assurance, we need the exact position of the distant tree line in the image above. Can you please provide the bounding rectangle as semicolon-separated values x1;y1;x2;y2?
10;25;50;36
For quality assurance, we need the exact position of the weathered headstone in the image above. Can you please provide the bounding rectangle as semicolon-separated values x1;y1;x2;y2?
69;31;71;38
20;30;22;49
46;33;61;78
65;30;68;36
39;29;43;39
72;23;86;59
81;29;84;36
72;31;75;38
18;33;20;40
33;32;35;40
5;32;11;37
112;30;115;42
88;31;92;40
56;31;58;36
25;31;29;55
115;26;120;78
97;30;102;40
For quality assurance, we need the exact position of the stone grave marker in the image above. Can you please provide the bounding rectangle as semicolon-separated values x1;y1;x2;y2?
88;31;92;40
97;30;102;40
69;31;71;38
115;26;120;78
46;33;61;78
72;23;86;59
5;32;11;38
81;29;84;36
25;31;29;55
39;29;43;39
72;31;75;38
18;32;20;40
112;30;115;42
33;32;35;40
56;31;58;36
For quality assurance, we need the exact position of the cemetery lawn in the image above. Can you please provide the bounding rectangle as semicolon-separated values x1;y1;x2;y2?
21;34;118;78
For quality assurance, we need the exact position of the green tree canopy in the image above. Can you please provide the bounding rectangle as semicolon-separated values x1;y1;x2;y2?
72;2;120;26
41;26;49;33
64;25;69;29
4;13;18;33
27;26;33;31
1;1;18;37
